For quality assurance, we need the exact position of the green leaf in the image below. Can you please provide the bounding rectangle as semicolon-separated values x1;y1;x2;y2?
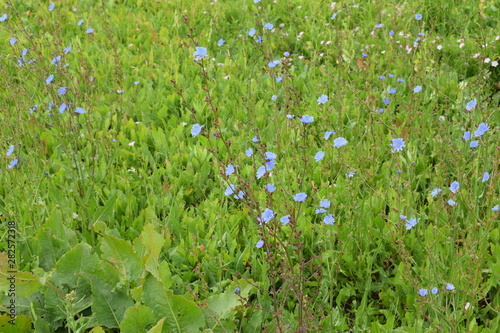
0;315;32;333
120;303;156;333
92;190;118;224
143;274;205;332
100;234;142;284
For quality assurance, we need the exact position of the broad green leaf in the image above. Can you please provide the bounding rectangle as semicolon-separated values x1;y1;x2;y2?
0;314;32;333
120;303;156;333
0;253;41;297
100;234;142;284
143;274;205;332
140;223;165;260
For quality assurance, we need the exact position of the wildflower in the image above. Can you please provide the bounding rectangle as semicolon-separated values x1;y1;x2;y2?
48;2;55;11
256;240;264;248
284;52;290;56
286;115;294;119
266;184;276;193
323;214;335;225
390;138;405;152
473;123;489;137
346;171;355;177
59;103;67;113
333;137;348;148
446;283;455;290
374;24;383;28
271;95;277;100
362;53;368;57
319;199;331;209
431;287;438;294
450;181;460;193
264;23;273;30
234;191;245;199
400;215;407;220
218;39;225;46
418;289;428;297
265;152;277;160
470;141;479;148
191;124;204;137
193;47;208;59
58;87;67;95
254;0;261;3
0;14;7;21
301;115;314;124
51;56;61;65
331;13;337;20
268;60;280;68
397;78;404;83
248;28;256;37
224;184;237;196
6;145;14;156
256;36;263;43
8;158;18;169
405;218;420;230
389;30;394;36
314;151;325;162
46;74;54;84
317;94;328;104
492;205;499;212
134;81;140;85
86;28;94;33
466;99;476;111
234;288;240;293
383;98;390;105
415;14;422;20
245;148;253;157
482;172;489;182
389;88;396;94
280;215;290;225
258;208;275;223
256;166;266;179
75;107;86;114
225;164;237;176
379;76;386;80
10;38;17;45
378;108;384;113
294;192;307;202
324;131;335;140
316;208;327;214
413;85;422;93
462;131;471;141
117;90;124;94
252;136;260;143
448;199;456;206
431;188;442;197
78;19;84;26
276;76;282;82
64;46;71;54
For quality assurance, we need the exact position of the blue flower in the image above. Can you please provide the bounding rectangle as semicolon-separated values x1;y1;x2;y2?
191;124;204;137
22;48;28;56
445;283;455;291
48;2;55;11
448;199;456;206
362;53;368;58
333;137;348;148
256;166;266;179
418;288;428;297
324;131;335;140
86;28;94;33
258;208;275;223
8;158;18;169
294;192;307;202
405;218;420;230
301;115;314;124
271;95;278;100
117;90;124;94
314;151;325;162
450;181;459;193
225;164;237;176
256;36;263;43
462;131;471;141
75;107;86;114
78;19;84;26
6;145;14;156
470;140;479;148
266;183;276;193
400;215;407;220
256;239;264;248
280;215;290;225
482;172;489;182
245;148;253;157
217;39;225;46
276;76;282;82
315;208;327;214
431;287;438;295
224;184;236;196
254;0;261;3
10;37;17;45
0;14;7;21
249;28;256;37
193;47;208;59
431;188;442;197
234;288;240;293
51;55;61;65
413;85;422;93
379;76;386;80
46;74;54;84
390;138;405;152
284;52;290;56
134;81;140;85
388;30;394;36
58;87;67;95
266;160;277;170
474;123;489;137
346;171;355;177
378;108;384;113
323;214;335;225
466;99;477;111
388;74;394;78
252;136;260;143
59;103;67;113
268;60;280;68
383;98;390;105
389;88;396;94
374;24;383;28
415;14;422;20
286;115;294;119
331;13;337;20
264;23;273;30
397;78;405;83
64;46;71;54
319;199;330;209
265;152;277;160
492;205;499;212
317;94;328;104
234;191;245;200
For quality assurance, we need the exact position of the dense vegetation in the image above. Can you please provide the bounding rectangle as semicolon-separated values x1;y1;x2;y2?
0;0;499;332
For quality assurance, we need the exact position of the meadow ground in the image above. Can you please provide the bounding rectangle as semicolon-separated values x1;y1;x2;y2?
0;0;499;332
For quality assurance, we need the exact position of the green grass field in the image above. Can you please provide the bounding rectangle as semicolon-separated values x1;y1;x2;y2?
0;0;499;332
